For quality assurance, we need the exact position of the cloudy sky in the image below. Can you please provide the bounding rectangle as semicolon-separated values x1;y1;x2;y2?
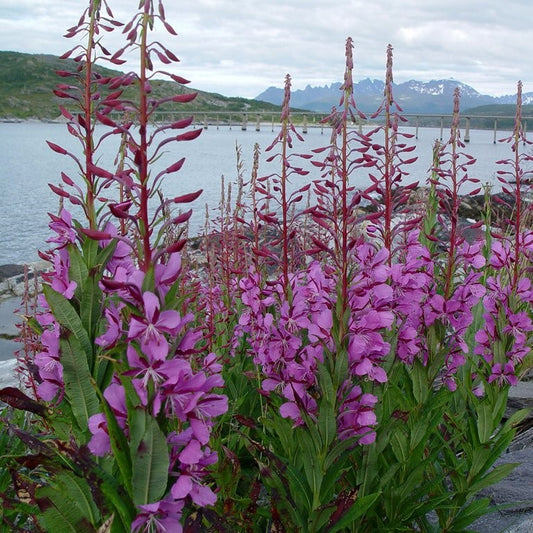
0;0;531;99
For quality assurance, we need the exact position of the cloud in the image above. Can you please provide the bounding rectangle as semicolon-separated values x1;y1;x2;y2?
0;0;531;98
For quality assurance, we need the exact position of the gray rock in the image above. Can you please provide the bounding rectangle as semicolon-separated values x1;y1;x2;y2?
507;382;533;418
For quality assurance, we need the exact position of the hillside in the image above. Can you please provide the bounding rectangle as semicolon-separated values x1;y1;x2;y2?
0;51;283;120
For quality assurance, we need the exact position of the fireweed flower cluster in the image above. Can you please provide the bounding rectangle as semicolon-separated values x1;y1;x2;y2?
475;234;533;386
90;238;228;509
236;261;334;425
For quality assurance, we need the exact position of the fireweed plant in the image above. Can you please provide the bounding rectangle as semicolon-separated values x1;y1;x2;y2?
0;2;532;531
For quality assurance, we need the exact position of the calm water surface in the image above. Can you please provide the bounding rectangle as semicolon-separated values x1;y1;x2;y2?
0;121;520;265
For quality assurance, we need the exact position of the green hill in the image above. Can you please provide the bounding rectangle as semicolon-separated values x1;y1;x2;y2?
462;104;533;129
0;51;283;120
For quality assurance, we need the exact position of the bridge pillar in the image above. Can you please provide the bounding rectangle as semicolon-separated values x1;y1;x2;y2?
464;117;470;142
440;117;444;140
303;114;308;134
203;113;208;130
415;116;419;140
241;113;247;131
493;119;498;144
229;114;232;130
271;115;274;132
524;121;527;144
256;116;260;132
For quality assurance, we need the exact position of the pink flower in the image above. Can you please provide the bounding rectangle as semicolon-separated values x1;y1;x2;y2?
131;499;184;533
47;208;77;246
488;362;518;387
128;291;182;361
88;382;127;456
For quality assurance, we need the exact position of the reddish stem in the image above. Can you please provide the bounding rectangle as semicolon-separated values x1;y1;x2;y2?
138;9;152;270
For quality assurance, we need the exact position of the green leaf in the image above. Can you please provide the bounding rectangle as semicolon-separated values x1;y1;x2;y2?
476;401;495;444
469;462;519;494
285;462;313;515
53;471;101;526
68;244;89;293
318;400;336;449
82;236;99;270
132;415;169;506
449;497;492;531
81;275;103;348
60;334;100;436
43;284;94;366
99;390;133;498
328;491;381;532
96;239;118;271
37;484;94;533
411;359;429;404
390;429;409;464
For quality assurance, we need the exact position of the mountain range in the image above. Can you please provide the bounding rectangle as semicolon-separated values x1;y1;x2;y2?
255;79;533;114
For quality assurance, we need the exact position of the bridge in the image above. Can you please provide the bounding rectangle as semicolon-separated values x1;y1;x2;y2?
114;110;533;143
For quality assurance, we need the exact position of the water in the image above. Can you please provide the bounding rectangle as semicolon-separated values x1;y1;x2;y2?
0;121;522;265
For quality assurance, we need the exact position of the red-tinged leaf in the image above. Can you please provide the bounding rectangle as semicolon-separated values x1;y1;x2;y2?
163;20;178;35
110;201;133;218
165;157;186;174
403;157;418;165
165;240;187;254
59;49;75;59
49;183;70;197
53;89;75;100
170;117;194;129
61;172;75;186
170;74;190;84
158;0;166;18
366;212;383;222
56;70;75;78
88;163;114;179
253;247;277;259
172;92;197;103
311;236;332;254
96;112;118;127
58;106;74;120
172;189;203;203
109;57;127;65
469;187;482;195
424;233;440;242
313;215;333;231
165;48;179;62
257;211;278;224
154;49;171;64
127;28;138;42
46;141;67;155
176;129;202;141
0;387;48;416
69;195;83;206
314;183;330;194
104;89;125;101
172;210;193;224
80;228;112;240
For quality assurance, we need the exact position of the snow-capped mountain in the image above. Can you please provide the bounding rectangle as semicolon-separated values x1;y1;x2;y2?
255;79;532;114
